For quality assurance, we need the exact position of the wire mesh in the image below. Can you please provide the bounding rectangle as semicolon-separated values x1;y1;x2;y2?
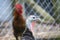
0;0;60;40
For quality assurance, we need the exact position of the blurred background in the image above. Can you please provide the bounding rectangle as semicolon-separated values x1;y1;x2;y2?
0;0;60;40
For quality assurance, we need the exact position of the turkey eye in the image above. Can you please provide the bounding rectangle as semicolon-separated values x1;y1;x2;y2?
33;17;35;19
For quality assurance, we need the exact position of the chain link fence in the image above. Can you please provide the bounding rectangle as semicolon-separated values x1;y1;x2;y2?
0;0;60;40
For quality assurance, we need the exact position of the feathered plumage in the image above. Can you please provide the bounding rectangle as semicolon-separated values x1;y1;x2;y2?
13;3;26;40
12;3;40;40
26;15;40;32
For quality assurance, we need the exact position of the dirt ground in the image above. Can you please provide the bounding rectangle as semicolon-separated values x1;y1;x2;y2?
0;22;60;40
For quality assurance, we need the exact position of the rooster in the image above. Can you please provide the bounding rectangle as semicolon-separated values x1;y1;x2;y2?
13;4;26;40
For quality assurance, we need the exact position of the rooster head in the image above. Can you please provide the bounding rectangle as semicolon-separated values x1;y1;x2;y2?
15;4;23;15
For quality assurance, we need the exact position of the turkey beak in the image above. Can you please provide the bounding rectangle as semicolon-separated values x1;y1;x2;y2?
35;18;41;23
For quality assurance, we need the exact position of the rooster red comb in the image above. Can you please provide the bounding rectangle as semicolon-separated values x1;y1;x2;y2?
15;4;23;15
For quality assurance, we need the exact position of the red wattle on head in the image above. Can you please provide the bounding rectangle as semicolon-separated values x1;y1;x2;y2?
15;4;23;15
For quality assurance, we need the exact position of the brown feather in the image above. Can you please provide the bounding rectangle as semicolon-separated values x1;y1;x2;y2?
13;8;26;40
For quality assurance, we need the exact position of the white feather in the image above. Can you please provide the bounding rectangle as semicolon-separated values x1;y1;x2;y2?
26;15;40;30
